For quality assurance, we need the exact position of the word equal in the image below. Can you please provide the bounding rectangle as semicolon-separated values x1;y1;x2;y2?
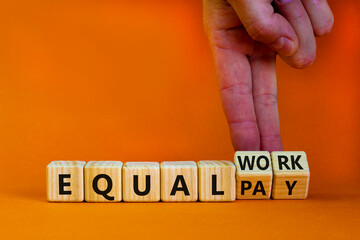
46;151;310;202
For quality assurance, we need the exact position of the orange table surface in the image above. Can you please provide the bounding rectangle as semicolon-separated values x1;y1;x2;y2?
0;0;359;239
0;182;359;239
0;181;358;239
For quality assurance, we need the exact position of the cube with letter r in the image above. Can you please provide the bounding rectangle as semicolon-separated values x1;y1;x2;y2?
271;151;310;199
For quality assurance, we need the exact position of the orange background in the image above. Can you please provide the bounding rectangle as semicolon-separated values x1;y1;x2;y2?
0;0;359;239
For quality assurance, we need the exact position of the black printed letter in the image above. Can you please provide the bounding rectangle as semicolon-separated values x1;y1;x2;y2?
212;175;224;195
170;175;190;196
59;174;71;195
285;181;297;195
241;181;252;195
237;156;255;170
291;155;303;170
278;156;291;170
253;181;266;195
93;174;114;200
257;155;270;170
134;175;151;196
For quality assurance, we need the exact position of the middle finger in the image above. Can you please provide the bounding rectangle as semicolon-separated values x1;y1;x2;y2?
274;0;316;69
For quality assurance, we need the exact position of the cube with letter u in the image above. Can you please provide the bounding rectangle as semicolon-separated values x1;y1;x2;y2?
122;162;160;202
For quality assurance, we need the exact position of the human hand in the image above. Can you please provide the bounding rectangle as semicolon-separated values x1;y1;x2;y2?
203;0;333;151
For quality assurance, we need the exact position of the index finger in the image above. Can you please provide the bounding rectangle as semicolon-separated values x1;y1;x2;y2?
216;48;260;150
250;43;283;152
204;0;260;150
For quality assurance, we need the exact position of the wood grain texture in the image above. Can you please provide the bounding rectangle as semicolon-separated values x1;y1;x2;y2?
84;161;123;202
160;161;198;202
46;161;85;202
198;160;235;202
123;162;160;202
271;151;310;199
234;151;273;199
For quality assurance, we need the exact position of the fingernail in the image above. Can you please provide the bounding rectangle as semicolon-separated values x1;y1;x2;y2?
271;37;295;56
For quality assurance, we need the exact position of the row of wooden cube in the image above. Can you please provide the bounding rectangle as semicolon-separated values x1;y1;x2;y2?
46;151;309;202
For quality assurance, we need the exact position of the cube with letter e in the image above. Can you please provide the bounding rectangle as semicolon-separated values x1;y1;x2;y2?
46;161;85;202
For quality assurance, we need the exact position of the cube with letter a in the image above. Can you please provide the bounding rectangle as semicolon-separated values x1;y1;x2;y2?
234;151;273;199
46;161;85;202
271;151;310;199
160;161;198;202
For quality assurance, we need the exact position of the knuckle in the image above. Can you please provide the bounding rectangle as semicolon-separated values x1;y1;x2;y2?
229;120;257;127
254;93;278;107
220;83;252;96
246;19;271;41
260;134;282;142
288;10;307;24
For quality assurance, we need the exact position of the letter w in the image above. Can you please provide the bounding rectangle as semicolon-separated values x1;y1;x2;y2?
237;156;255;170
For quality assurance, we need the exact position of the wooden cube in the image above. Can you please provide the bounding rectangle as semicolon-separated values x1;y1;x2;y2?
160;161;198;202
271;151;310;199
234;151;273;199
198;160;236;202
84;161;123;202
46;161;85;202
123;162;160;202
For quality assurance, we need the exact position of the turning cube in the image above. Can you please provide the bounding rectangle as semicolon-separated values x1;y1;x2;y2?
123;162;160;202
198;160;236;202
271;151;310;199
46;161;85;202
84;161;123;202
160;161;198;202
234;151;273;199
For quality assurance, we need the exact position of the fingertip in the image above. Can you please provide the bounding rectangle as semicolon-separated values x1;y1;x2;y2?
270;36;297;56
290;52;316;69
301;0;334;37
314;13;334;37
230;123;260;151
260;135;284;152
232;137;260;151
275;0;317;69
